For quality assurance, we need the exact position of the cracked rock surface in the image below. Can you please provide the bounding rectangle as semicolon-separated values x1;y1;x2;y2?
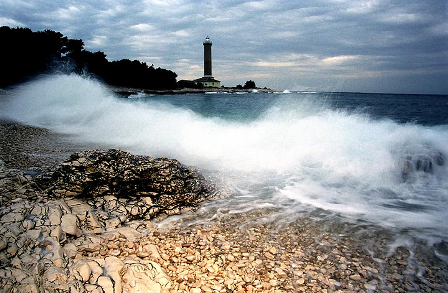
0;149;218;293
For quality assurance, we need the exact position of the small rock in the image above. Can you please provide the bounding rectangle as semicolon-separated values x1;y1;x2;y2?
350;274;362;281
264;252;274;259
63;243;78;259
268;247;278;254
97;276;114;293
7;243;18;256
0;239;7;251
87;260;104;284
104;257;124;293
48;206;62;226
1;212;25;223
61;214;81;236
74;260;91;282
201;285;212;292
136;251;150;258
50;226;63;242
85;284;103;293
44;267;68;283
11;268;27;283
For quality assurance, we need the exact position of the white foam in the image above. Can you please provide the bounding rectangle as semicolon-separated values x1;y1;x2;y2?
2;74;447;240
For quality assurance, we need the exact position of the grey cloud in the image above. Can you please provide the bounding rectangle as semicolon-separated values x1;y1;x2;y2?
0;0;447;93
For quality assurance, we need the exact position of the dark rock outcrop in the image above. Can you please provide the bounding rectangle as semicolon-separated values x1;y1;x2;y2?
42;149;216;220
401;150;445;181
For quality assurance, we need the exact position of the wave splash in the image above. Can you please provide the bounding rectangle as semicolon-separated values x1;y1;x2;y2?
2;74;448;241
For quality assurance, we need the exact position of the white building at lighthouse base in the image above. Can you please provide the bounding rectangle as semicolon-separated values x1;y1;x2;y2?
194;76;221;88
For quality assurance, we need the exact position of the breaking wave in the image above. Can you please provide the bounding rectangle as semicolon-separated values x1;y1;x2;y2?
1;74;448;243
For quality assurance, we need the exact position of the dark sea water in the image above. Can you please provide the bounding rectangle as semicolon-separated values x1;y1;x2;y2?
1;74;448;287
133;90;448;126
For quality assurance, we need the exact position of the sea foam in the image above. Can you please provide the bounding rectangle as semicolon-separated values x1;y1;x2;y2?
1;74;447;242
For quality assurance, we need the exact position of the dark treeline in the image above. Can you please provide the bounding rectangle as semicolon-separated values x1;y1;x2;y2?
0;26;177;89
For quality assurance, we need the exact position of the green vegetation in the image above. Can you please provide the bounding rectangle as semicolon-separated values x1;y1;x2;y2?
236;80;257;89
0;26;177;89
243;80;256;89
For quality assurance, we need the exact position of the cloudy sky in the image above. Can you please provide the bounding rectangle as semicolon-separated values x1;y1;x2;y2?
1;0;447;94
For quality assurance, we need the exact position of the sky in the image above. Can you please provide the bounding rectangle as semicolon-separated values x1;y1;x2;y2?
1;0;447;94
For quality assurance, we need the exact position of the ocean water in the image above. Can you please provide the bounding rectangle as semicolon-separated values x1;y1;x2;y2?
1;74;448;271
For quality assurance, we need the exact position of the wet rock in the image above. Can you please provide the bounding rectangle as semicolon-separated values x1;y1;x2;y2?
47;149;216;220
401;150;446;181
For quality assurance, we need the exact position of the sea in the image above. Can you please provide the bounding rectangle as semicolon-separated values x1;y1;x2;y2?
1;74;448;287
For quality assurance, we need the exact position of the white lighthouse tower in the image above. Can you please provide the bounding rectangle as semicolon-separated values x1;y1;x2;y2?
195;36;220;88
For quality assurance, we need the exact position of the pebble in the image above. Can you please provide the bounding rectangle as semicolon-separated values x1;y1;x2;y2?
264;252;275;259
350;274;362;281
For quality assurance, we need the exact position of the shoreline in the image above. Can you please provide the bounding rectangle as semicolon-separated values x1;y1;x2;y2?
0;120;85;169
108;86;279;97
0;121;447;292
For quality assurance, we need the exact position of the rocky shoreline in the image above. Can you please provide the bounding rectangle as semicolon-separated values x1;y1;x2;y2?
1;123;447;292
108;86;278;97
0;149;224;293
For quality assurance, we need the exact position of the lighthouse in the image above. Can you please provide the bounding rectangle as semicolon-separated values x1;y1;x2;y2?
195;36;221;88
203;36;212;77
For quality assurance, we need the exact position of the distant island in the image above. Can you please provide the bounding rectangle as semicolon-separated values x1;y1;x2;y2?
0;26;266;92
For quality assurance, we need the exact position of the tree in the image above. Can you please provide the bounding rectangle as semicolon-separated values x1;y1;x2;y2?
243;80;256;89
64;39;84;58
0;26;178;89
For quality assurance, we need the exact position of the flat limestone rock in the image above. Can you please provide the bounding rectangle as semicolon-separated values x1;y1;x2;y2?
113;227;142;241
60;213;81;236
121;261;171;293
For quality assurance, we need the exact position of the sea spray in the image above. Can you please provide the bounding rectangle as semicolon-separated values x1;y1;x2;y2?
1;73;448;245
